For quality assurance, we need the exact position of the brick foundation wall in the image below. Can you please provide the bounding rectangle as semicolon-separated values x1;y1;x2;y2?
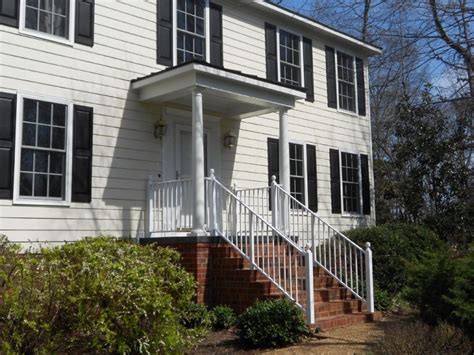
142;236;282;312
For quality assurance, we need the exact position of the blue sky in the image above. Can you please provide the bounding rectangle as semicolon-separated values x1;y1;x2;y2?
276;0;313;15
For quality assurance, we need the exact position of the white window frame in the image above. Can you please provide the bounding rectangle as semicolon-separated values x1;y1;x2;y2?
335;49;360;116
339;150;363;217
276;26;305;88
13;93;74;206
287;140;313;211
172;0;210;66
19;0;76;46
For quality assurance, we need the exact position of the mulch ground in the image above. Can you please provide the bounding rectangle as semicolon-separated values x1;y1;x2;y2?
190;314;406;354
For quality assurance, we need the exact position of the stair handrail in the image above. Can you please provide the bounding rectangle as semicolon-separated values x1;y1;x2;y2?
271;178;374;312
207;170;315;324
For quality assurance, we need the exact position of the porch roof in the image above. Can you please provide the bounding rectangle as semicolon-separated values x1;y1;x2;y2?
130;61;307;119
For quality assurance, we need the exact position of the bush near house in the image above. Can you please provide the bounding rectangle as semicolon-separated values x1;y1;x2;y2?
405;245;474;339
210;305;237;330
345;223;446;310
0;236;207;354
236;298;308;348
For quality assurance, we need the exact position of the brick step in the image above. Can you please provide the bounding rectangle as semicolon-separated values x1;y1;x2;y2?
315;287;355;302
315;299;363;317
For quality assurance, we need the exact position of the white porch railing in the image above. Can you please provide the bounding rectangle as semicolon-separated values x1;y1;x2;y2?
236;177;374;312
146;177;194;234
206;170;315;324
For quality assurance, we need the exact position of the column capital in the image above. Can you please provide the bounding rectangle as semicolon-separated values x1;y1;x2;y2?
192;86;205;95
279;107;290;115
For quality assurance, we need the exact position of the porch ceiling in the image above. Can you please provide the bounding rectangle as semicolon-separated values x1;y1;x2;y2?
130;61;307;119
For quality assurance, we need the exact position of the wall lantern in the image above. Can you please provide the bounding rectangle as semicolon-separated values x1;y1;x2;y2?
224;131;238;149
153;119;168;139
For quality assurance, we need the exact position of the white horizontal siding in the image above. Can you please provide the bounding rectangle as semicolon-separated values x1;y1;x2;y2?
0;0;374;245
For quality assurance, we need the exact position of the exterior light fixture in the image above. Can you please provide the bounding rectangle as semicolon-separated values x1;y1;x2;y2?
153;119;168;139
224;131;238;149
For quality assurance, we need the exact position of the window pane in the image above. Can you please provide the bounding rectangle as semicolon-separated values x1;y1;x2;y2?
35;151;48;173
186;0;194;14
39;10;53;34
38;101;51;124
49;175;63;198
53;104;66;126
37;125;51;148
53;14;66;37
40;0;52;11
177;11;185;30
50;152;64;174
195;37;203;55
52;127;65;150
177;0;185;11
34;174;48;197
186;14;194;32
22;123;36;146
25;7;38;30
196;18;204;35
196;0;204;17
21;149;34;171
24;99;37;122
20;173;33;196
27;0;39;6
53;0;67;15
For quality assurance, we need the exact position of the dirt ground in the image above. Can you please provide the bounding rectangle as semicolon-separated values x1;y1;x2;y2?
191;315;403;354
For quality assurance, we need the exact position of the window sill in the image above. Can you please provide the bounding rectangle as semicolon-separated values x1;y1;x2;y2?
18;28;74;47
13;198;71;207
341;213;365;218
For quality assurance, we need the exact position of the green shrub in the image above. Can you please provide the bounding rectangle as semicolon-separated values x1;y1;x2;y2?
405;245;474;338
211;305;237;330
346;223;445;295
0;236;202;354
182;302;213;332
236;299;308;348
375;319;471;354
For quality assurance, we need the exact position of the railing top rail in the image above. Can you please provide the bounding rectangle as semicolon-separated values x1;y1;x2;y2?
235;186;271;192
149;177;192;185
211;177;305;254
273;182;365;253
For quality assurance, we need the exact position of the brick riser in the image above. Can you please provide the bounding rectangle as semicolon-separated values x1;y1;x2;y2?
211;243;377;330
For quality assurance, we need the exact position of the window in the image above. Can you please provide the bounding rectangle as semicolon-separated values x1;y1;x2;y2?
341;152;360;213
15;96;72;204
21;0;74;42
279;30;301;86
289;143;305;205
337;51;356;112
176;0;207;64
277;28;303;87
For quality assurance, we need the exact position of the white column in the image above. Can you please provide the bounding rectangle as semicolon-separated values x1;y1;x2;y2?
279;108;290;193
365;242;375;313
192;88;206;235
279;108;290;234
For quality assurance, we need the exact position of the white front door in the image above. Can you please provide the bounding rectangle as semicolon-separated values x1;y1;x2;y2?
175;126;209;180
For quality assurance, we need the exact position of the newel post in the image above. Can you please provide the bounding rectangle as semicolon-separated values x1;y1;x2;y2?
209;169;218;234
305;244;315;324
365;242;375;313
232;183;238;238
145;175;154;238
271;175;278;229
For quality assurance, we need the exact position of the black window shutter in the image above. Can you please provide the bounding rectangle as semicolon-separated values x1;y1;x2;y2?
267;138;279;185
360;154;371;215
209;3;223;67
72;105;93;203
325;46;337;109
303;37;314;102
75;0;94;46
0;92;16;199
329;149;341;214
265;23;278;82
306;144;318;212
0;0;19;28
356;57;366;116
157;0;173;66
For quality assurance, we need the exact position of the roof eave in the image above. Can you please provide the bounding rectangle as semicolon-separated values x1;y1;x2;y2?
251;1;382;56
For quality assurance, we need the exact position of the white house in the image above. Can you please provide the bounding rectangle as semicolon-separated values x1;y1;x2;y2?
0;0;381;326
